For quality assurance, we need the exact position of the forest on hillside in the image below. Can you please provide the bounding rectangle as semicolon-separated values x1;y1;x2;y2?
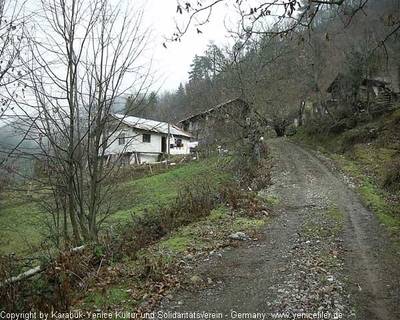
131;0;400;136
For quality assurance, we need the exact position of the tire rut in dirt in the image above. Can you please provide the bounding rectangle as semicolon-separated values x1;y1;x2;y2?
273;139;400;320
162;139;400;320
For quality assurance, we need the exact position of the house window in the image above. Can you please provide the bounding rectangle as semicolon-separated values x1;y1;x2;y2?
118;133;125;145
142;133;151;143
175;138;183;148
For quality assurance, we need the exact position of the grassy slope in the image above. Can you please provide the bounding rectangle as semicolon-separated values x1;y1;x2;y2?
293;108;400;242
0;158;228;256
75;159;271;311
106;157;228;221
0;197;44;255
1;153;272;311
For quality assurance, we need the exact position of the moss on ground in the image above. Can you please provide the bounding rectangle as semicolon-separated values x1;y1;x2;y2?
230;217;265;231
322;206;344;223
161;236;200;252
80;285;135;311
209;206;230;220
265;195;280;205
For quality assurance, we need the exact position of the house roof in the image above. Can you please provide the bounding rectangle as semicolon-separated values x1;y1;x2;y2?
178;97;249;124
326;73;344;93
111;114;193;138
361;78;389;87
327;73;390;93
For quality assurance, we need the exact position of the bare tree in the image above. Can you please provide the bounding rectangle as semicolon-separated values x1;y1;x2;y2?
0;0;32;169
170;0;382;40
0;0;29;116
7;0;152;245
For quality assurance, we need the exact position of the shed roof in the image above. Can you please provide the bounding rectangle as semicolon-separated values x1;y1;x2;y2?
327;73;390;93
111;114;192;138
178;97;249;124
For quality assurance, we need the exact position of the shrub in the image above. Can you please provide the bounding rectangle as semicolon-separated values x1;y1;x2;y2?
391;108;400;126
340;126;378;152
382;158;400;192
302;118;332;136
285;123;297;136
117;212;167;259
161;176;219;231
0;247;98;312
329;117;358;135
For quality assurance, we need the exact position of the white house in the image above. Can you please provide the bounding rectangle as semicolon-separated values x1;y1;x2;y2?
104;114;193;165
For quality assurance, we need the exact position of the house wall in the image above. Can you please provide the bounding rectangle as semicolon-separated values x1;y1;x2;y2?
170;141;191;156
180;99;250;145
104;123;191;164
106;125;163;155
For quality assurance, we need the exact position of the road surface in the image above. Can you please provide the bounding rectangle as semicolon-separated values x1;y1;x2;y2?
162;139;400;320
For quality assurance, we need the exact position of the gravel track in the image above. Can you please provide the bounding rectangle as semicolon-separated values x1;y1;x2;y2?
161;138;400;320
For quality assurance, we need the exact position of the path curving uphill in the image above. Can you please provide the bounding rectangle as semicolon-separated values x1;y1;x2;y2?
162;138;400;320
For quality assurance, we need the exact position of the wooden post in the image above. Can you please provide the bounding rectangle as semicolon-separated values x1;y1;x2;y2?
167;123;171;167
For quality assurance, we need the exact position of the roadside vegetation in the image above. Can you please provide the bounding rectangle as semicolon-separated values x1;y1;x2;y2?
294;107;400;243
0;157;222;256
0;154;273;312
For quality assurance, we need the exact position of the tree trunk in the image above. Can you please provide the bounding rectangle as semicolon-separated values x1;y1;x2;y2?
67;0;81;244
298;101;305;127
274;126;285;137
245;104;262;165
273;119;286;137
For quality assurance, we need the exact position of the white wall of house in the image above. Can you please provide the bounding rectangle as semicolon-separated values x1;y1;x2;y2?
105;127;159;154
104;124;191;164
170;140;191;155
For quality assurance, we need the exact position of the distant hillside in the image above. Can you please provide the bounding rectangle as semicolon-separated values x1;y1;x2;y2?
0;118;37;180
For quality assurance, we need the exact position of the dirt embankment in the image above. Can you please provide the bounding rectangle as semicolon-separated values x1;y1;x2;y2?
161;139;400;320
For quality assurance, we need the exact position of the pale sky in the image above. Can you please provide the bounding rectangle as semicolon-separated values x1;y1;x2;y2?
142;0;237;93
0;0;237;127
142;0;282;93
0;0;277;127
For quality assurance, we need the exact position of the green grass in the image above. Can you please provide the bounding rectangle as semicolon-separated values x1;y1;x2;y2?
321;206;344;223
265;195;280;205
0;199;46;255
356;181;399;232
326;158;398;238
0;157;229;256
108;157;229;221
161;236;199;252
82;285;133;310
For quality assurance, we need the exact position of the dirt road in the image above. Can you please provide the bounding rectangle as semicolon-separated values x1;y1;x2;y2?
162;139;400;320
